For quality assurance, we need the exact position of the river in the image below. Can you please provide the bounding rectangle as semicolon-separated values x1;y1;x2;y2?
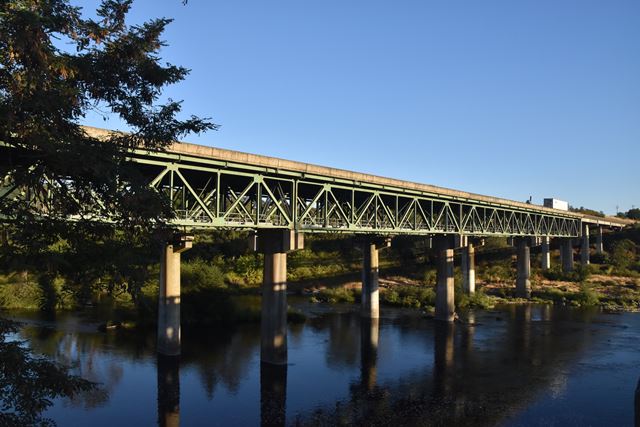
8;302;640;426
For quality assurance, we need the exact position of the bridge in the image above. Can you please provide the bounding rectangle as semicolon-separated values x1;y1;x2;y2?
0;126;631;364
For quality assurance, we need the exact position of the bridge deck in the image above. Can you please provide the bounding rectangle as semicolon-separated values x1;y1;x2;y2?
85;127;574;217
1;127;630;236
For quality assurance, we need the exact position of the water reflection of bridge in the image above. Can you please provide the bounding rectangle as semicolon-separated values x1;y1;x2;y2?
154;306;626;426
292;305;596;426
18;306;638;426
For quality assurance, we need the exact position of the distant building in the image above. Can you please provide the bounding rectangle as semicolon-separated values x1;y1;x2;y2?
543;198;569;211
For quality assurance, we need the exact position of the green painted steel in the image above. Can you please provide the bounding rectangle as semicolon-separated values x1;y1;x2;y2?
0;144;582;237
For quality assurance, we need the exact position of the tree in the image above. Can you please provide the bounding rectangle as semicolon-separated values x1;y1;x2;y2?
568;206;605;217
610;239;636;270
626;208;640;220
0;1;215;285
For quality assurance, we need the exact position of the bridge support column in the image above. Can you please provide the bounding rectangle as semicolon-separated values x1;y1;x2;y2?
158;235;193;356
541;236;551;270
435;236;455;322
361;238;390;319
258;229;304;365
581;224;590;266
561;238;574;273
595;226;604;255
362;242;380;319
461;243;475;295
516;238;531;298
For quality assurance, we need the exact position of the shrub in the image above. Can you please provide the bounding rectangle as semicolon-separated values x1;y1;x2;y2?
586;264;603;275
314;287;357;304
610;239;637;270
423;269;437;286
542;266;590;282
181;259;226;293
229;254;263;285
575;283;600;306
456;288;495;309
481;262;514;283
380;285;435;308
532;287;567;304
0;280;43;310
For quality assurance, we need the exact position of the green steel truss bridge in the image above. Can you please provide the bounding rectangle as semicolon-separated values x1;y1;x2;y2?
0;127;629;237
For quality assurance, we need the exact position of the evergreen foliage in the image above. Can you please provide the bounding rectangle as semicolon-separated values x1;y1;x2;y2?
0;0;214;271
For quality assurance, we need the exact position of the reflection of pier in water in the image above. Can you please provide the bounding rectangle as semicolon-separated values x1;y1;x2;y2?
360;318;379;391
15;306;632;426
260;363;287;427
157;355;180;427
296;306;609;425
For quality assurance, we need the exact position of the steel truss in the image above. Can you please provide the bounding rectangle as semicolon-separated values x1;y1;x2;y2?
0;147;581;237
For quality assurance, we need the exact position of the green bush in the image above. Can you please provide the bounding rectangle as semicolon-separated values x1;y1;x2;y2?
582;264;603;275
181;259;226;293
288;263;348;282
610;239;637;270
422;269;437;286
575;283;600;306
532;283;600;307
313;287;358;304
380;285;435;309
0;281;43;310
226;254;263;286
481;262;514;283
532;287;567;304
542;266;590;282
456;288;495;310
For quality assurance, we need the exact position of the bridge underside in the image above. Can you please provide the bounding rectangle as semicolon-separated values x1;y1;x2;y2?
0;146;582;237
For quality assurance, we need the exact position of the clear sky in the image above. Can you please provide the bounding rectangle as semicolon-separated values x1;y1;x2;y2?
78;0;640;214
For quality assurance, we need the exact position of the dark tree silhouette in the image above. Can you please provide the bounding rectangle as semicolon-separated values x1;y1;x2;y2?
0;0;215;252
0;0;216;300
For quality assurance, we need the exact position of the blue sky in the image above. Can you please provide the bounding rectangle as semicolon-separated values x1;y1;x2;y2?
79;1;640;214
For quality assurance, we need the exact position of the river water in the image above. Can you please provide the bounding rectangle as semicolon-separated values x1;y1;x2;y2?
9;303;640;426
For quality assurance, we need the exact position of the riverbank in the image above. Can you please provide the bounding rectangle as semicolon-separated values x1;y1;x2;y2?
2;229;639;325
2;263;640;329
301;269;640;313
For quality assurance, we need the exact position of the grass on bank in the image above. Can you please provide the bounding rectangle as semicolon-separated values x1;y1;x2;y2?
2;231;640;320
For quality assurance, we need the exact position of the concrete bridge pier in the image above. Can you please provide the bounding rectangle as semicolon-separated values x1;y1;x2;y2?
435;236;455;322
541;236;551;270
361;238;391;319
516;238;531;298
157;234;193;356
595;226;604;255
257;229;304;366
581;224;590;266
461;242;476;295
561;238;574;273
